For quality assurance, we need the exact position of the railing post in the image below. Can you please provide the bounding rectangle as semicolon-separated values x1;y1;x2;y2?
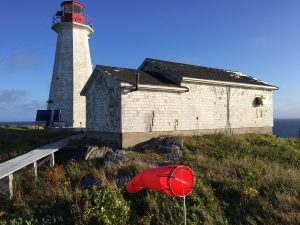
50;153;55;167
8;174;13;200
33;162;38;179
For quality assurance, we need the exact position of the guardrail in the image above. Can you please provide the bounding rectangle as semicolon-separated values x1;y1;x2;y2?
0;133;86;199
52;14;93;28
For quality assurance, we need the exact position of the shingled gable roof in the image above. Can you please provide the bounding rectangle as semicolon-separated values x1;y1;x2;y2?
81;58;278;95
142;58;278;89
96;65;182;87
81;64;187;95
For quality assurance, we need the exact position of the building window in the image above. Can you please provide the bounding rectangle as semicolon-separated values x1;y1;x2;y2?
254;97;264;107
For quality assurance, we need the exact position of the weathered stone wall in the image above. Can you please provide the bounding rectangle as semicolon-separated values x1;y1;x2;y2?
48;25;73;125
48;23;93;128
72;24;93;128
86;74;121;132
121;82;273;133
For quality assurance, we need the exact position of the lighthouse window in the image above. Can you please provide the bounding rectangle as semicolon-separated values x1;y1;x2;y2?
74;5;82;14
64;4;73;13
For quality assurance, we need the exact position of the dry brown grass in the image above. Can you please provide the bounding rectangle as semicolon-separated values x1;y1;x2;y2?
0;133;300;224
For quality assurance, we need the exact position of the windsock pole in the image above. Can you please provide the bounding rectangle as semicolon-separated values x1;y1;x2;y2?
183;196;187;225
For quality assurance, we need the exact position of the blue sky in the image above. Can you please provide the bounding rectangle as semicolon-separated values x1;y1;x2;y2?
0;0;299;121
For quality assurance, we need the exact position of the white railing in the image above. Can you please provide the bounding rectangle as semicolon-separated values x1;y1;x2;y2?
0;133;85;199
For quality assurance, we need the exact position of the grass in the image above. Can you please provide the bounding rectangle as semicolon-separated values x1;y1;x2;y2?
0;129;299;225
181;134;300;225
0;126;75;163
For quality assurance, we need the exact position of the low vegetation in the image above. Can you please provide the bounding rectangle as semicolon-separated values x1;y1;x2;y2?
0;126;74;163
0;128;299;225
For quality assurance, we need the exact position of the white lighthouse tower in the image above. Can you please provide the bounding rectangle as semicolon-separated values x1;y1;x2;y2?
48;0;94;128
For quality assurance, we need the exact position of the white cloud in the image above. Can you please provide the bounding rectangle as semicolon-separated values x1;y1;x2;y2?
0;89;27;104
6;52;42;73
0;89;46;121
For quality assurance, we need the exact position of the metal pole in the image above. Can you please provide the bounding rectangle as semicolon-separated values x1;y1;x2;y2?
183;196;187;225
136;71;140;91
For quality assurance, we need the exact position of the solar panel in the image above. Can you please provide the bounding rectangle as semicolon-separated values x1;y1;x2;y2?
36;110;53;122
36;110;62;122
35;109;68;128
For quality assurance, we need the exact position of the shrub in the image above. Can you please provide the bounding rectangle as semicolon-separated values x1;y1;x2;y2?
73;186;129;225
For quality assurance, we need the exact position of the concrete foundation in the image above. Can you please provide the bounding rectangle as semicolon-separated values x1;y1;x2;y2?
87;131;122;148
87;126;273;149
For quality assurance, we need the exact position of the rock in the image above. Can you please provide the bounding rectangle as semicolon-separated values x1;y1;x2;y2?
161;146;182;161
144;137;183;161
84;146;128;165
163;137;183;148
149;137;183;150
85;146;113;160
103;150;128;166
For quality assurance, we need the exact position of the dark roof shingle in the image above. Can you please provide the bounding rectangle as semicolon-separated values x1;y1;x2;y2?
97;65;181;87
146;58;277;88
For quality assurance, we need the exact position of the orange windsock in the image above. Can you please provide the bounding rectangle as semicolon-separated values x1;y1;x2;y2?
126;165;195;197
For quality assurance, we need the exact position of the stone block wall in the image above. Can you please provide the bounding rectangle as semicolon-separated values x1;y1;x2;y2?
48;26;74;125
48;22;93;128
86;74;121;132
121;82;273;133
72;24;93;128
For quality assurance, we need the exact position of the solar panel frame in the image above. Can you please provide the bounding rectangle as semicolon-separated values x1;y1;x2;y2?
53;110;61;122
35;110;53;122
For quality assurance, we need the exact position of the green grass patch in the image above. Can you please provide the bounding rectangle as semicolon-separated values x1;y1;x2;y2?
0;133;299;224
0;126;75;163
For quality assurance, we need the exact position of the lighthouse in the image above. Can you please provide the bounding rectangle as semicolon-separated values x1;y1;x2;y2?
47;0;94;128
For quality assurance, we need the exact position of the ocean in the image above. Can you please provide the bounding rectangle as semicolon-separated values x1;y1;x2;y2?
0;121;35;126
0;119;299;138
273;119;300;138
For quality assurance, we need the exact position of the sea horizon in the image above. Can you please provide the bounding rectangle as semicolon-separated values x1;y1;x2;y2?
1;118;299;138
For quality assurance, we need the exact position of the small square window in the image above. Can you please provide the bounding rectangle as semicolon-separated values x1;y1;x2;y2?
254;97;264;107
74;5;82;14
64;4;73;13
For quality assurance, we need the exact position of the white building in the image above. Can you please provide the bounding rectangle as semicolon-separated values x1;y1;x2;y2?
81;58;278;148
47;1;278;147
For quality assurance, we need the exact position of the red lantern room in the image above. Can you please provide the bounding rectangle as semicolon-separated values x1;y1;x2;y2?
53;0;92;26
61;1;84;24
